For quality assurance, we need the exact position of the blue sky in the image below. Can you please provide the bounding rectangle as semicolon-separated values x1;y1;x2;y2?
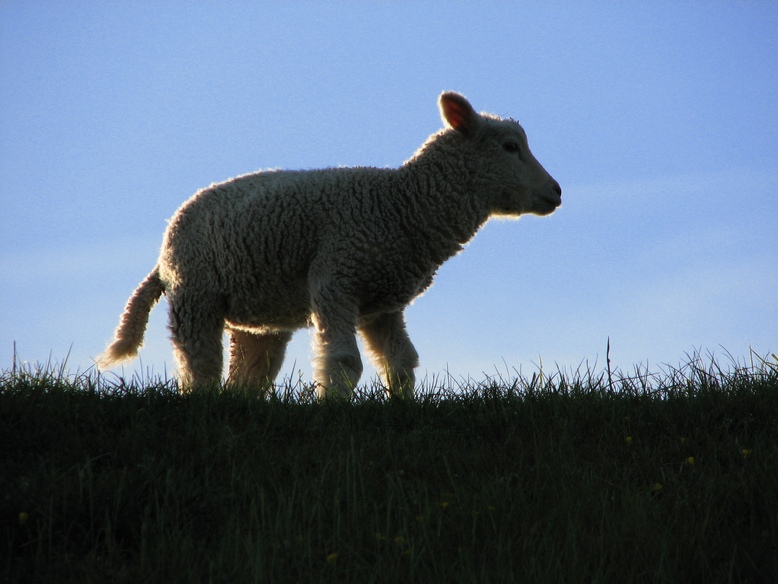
1;2;776;386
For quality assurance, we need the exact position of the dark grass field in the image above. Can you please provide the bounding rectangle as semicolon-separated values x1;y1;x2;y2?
2;353;777;583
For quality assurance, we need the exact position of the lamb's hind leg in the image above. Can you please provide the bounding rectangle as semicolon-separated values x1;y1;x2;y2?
310;299;363;399
168;294;225;391
227;328;292;395
359;311;419;398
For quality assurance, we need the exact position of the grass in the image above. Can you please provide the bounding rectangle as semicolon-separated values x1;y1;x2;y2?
2;352;777;583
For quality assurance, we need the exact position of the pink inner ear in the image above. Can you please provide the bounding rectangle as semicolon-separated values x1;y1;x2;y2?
442;97;467;130
440;93;476;135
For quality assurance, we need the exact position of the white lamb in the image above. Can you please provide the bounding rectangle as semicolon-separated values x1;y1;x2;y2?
98;92;561;398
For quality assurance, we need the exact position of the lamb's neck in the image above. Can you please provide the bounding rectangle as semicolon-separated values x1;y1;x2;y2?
399;157;489;249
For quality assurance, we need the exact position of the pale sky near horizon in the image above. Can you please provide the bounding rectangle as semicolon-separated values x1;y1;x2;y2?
1;2;776;387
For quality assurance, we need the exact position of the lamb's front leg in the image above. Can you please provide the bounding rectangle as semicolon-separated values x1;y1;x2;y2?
310;303;363;399
359;311;419;398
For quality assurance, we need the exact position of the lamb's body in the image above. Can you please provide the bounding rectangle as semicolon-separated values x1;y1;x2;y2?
99;92;561;397
170;165;466;330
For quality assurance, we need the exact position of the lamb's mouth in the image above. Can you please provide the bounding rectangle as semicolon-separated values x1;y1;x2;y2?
534;193;562;214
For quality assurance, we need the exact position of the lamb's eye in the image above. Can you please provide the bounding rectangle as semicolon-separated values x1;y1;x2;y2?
503;141;522;159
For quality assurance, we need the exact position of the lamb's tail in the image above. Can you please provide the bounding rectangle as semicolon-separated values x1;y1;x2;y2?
97;266;165;369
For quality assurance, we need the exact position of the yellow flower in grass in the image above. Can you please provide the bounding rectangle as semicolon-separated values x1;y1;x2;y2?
741;449;752;459
686;456;695;466
393;535;405;546
18;512;29;526
625;436;633;446
325;552;338;564
651;482;663;493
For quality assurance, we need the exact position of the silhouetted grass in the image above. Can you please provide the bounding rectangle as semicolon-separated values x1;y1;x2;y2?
2;352;777;583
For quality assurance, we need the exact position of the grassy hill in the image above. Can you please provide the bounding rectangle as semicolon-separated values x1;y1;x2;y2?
2;353;777;583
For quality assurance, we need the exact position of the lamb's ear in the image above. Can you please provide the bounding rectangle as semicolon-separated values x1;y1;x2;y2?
439;92;479;137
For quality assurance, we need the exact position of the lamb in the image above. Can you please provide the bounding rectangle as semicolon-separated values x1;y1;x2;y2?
98;91;562;398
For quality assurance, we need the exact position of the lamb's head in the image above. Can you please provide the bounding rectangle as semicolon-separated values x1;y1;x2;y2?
438;91;561;217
